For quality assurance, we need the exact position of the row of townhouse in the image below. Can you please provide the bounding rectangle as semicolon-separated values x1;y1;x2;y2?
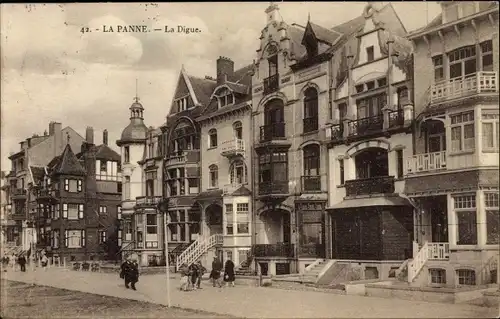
115;2;499;288
2;123;122;262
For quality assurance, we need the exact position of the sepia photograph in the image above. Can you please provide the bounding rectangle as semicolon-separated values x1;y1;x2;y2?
0;2;499;318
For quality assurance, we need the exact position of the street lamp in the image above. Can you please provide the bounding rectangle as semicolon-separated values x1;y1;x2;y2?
157;198;171;308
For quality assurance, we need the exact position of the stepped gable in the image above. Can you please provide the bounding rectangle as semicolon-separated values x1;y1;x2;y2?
50;144;86;176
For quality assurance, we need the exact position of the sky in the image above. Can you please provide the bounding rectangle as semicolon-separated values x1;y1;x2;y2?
0;2;442;171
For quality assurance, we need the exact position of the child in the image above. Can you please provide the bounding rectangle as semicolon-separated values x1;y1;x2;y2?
179;263;190;291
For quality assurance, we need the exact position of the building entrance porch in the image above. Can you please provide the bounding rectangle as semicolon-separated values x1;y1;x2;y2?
202;203;223;236
254;208;293;258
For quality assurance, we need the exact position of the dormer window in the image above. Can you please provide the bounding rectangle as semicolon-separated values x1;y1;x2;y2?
366;46;374;62
216;88;234;108
176;96;189;112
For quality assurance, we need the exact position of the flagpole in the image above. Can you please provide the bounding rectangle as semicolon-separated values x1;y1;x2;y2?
164;212;171;307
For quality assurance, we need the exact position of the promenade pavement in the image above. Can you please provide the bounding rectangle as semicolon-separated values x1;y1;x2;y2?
2;268;498;318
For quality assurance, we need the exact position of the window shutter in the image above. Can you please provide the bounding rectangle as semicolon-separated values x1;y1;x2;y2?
79;204;84;219
63;204;68;219
65;230;69;247
81;230;86;247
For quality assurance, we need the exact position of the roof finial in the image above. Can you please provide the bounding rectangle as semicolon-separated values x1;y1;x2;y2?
134;78;139;103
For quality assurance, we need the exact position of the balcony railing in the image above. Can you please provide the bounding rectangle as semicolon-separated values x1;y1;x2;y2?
258;181;289;195
301;175;321;192
406;151;446;174
165;150;200;166
388;109;404;128
136;196;162;207
430;71;498;104
222;183;242;195
220;139;245;157
427;242;450;260
11;188;27;198
327;124;343;142
263;74;279;95
303;117;318;133
260;123;285;142
345;176;395;197
347;114;383;137
253;243;294;258
299;244;326;258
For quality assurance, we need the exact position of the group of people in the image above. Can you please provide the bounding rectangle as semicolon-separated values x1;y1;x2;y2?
1;253;34;272
120;258;140;290
179;256;235;291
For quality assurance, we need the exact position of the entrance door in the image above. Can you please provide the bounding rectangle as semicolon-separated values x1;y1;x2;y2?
282;213;291;244
431;197;448;242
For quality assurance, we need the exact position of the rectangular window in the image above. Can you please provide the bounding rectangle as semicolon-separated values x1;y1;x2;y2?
429;268;446;284
226;204;234;235
450;111;475;152
457;269;476;285
99;206;107;216
366;46;374;62
480;40;493;71
117;206;122;220
482;112;499;151
210;169;218;188
377;77;387;87
124;146;130;163
63;204;83;220
66;230;84;248
146;214;157;234
454;195;477;245
448;46;477;79
338;103;347;123
64;179;69;191
53;230;60;249
99;230;107;243
339;159;345;185
169;224;178;241
485;192;499;245
77;180;82;192
396;150;404;178
236;203;249;234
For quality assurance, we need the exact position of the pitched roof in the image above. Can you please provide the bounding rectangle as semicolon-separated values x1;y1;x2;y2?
287;25;307;59
51;144;86;176
188;75;217;107
94;144;121;161
308;22;342;45
232;185;252;196
30;166;46;185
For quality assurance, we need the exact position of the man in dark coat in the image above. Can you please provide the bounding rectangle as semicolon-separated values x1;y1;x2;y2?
120;258;139;290
189;262;199;290
196;260;206;289
18;255;27;272
224;258;235;287
209;256;223;287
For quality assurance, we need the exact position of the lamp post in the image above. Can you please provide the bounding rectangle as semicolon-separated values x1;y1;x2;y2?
158;198;171;307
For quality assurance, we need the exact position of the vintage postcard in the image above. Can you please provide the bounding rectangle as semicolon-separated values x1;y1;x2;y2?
1;2;499;318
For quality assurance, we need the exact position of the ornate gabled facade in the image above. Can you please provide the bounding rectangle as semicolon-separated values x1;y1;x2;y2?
161;67;217;265
405;2;499;287
195;57;254;267
250;3;345;275
324;3;415;278
27;127;121;262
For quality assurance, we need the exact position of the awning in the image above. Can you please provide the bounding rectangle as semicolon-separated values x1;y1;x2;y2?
327;195;412;210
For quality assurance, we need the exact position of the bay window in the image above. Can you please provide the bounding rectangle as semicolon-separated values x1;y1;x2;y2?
450;111;475;152
236;203;249;234
259;151;288;185
482;111;499;151
485;192;499;245
454;195;477;245
448;46;476;79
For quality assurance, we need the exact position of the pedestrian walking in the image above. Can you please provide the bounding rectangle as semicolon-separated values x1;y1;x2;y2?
41;254;48;271
209;256;223;288
189;262;199;290
224;257;235;287
120;257;139;290
196;260;206;289
179;263;190;291
18;254;27;272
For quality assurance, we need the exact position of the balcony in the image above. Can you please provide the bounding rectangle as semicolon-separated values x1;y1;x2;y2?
220;139;245;158
388;109;404;128
347;115;383;137
299;244;326;258
263;74;279;95
258;181;289;196
222;183;242;195
430;71;498;104
301;175;321;193
253;243;294;258
165;150;200;167
36;188;58;201
303;117;318;133
327;124;343;142
135;196;162;208
407;151;447;174
260;123;285;142
11;188;27;200
345;176;395;197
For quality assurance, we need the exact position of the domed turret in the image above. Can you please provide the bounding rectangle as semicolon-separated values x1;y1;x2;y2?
117;97;148;146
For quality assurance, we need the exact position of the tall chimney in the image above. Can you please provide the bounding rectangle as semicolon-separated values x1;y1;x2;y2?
52;122;62;157
216;56;234;85
103;129;108;145
48;122;55;135
86;126;94;144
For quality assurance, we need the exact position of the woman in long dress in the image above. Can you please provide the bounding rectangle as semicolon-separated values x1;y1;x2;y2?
223;258;235;287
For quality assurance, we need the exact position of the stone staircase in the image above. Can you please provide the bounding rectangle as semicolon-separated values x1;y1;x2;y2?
176;234;223;271
301;259;328;284
235;251;255;276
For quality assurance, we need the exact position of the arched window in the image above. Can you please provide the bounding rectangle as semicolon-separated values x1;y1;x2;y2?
209;165;218;188
229;160;247;185
303;87;319;133
233;121;243;140
208;128;218;148
170;121;197;155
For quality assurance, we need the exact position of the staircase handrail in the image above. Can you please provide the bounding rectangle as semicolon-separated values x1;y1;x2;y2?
176;234;223;270
408;241;429;283
479;253;499;284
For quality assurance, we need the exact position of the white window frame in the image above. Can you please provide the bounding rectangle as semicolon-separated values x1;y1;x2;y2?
236;203;249;234
176;96;189;112
482;112;499;152
447;46;477;80
117;206;122;220
450;111;475;152
432;55;444;83
225;204;234;235
99;230;107;244
77;180;83;192
52;230;60;249
99;206;107;216
454;194;477;245
216;88;234;108
480;40;493;71
485;192;499;245
209;165;218;188
230;160;247;185
62;203;84;220
65;230;85;248
208;129;218;148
